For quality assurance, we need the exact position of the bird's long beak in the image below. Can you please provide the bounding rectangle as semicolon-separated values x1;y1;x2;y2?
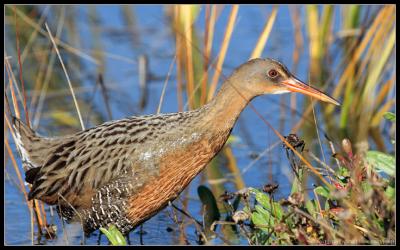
281;77;340;106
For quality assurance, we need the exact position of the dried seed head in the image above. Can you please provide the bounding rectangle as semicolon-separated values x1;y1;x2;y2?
235;188;250;200
283;133;305;152
219;191;234;202
262;183;279;195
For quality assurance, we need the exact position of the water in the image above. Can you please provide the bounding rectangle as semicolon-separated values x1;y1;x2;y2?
4;5;382;245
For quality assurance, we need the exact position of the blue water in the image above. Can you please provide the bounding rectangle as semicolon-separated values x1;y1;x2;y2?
4;5;389;245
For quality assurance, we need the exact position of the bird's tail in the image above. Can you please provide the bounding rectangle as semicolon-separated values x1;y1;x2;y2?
11;116;59;174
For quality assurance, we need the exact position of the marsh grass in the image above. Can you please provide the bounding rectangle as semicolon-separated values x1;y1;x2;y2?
4;4;395;245
209;131;395;245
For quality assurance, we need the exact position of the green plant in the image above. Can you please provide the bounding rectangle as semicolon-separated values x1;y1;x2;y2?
213;127;395;245
99;225;127;246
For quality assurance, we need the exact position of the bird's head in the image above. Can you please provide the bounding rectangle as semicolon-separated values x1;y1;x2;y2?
231;58;340;106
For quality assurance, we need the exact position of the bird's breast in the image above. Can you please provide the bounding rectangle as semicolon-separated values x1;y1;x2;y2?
126;128;231;224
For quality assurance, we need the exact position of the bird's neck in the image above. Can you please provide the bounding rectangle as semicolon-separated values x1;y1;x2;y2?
203;80;253;133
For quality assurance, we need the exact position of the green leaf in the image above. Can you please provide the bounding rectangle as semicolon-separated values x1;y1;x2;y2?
197;185;220;234
385;185;395;200
250;188;283;220
383;112;396;122
99;227;114;244
314;186;330;198
100;225;127;246
255;205;271;221
305;200;317;219
325;200;330;210
251;212;270;233
253;188;272;211
337;166;350;178
109;225;127;246
272;202;283;221
366;151;395;176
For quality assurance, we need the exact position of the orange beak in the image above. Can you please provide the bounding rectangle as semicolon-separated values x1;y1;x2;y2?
282;77;340;106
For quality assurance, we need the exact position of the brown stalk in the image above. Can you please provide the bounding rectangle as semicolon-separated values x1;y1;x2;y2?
157;55;177;114
309;74;333;184
20;6;50;63
5;58;21;118
5;65;42;235
291;40;360;134
45;22;85;130
371;99;396;127
181;6;196;110
11;6;100;65
174;6;184;112
288;5;303;125
14;6;31;128
4;133;28;200
5;120;45;233
223;147;245;190
5;114;47;234
350;7;395;113
374;73;395;107
98;74;113;120
249;6;278;59
207;5;239;101
30;15;64;126
26;6;63;129
201;5;217;105
327;5;389;116
29;48;48;116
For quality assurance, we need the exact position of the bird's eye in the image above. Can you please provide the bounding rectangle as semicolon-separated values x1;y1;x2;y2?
268;69;279;78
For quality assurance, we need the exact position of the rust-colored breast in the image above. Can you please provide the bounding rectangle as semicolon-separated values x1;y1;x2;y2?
126;131;227;225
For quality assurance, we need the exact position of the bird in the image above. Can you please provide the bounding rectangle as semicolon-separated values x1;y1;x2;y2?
12;58;340;236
